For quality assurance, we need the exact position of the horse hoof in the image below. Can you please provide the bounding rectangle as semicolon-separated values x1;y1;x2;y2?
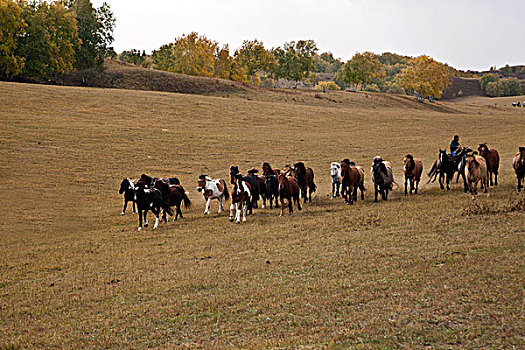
120;212;125;216
137;227;142;231
236;221;241;224
229;218;233;222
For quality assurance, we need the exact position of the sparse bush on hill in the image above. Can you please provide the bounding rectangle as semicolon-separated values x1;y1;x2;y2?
365;83;380;92
314;81;340;91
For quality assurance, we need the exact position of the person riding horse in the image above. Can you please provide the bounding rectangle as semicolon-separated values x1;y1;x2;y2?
450;135;462;159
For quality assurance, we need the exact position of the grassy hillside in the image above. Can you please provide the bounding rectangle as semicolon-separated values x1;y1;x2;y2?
0;82;524;349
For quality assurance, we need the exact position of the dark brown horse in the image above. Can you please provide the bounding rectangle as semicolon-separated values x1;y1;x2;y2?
513;147;525;192
229;175;252;224
248;169;269;208
340;159;361;205
478;143;500;186
293;162;316;203
154;180;192;222
278;173;301;216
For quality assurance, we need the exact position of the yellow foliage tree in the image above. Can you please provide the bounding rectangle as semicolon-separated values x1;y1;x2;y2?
0;0;26;78
168;32;217;77
397;55;451;99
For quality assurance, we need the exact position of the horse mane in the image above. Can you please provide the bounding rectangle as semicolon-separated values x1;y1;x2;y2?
405;154;413;160
348;161;356;166
519;147;525;153
379;162;388;175
373;156;383;164
247;168;259;174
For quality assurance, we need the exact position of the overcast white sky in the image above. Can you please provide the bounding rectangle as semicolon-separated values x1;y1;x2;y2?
92;0;525;71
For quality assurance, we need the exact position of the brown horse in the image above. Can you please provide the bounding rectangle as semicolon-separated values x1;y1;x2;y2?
278;173;301;216
154;180;192;222
293;162;317;203
197;175;229;215
513;147;525;192
465;151;488;196
340;159;361;205
229;175;252;224
403;155;423;196
282;164;295;177
478;143;500;186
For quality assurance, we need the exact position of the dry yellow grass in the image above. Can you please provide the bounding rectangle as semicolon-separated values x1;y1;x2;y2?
0;82;524;349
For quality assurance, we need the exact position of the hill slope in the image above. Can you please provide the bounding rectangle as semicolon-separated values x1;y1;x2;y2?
1;82;524;349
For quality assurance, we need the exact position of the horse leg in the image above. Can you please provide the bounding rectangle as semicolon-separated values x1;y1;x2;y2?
359;183;365;200
384;188;389;201
143;210;149;227
415;178;420;195
235;203;241;224
132;200;137;214
262;194;266;209
446;173;450;191
161;208;167;223
205;198;211;215
280;198;285;216
352;185;357;202
218;197;224;213
410;178;415;194
494;171;498;186
153;209;160;229
122;200;128;215
229;203;234;222
439;173;444;190
275;192;280;208
349;186;355;205
296;193;302;211
374;184;379;202
242;201;247;222
404;178;408;196
336;182;340;197
137;210;143;231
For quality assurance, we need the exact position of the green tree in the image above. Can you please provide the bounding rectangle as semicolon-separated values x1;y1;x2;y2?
485;81;503;97
152;43;174;71
234;39;273;85
480;73;499;92
0;0;26;79
17;0;80;80
271;40;318;86
337;51;385;90
67;0;115;71
314;52;342;73
501;77;521;96
396;55;451;99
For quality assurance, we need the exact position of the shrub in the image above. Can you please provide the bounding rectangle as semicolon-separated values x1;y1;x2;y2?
314;81;340;91
365;83;380;92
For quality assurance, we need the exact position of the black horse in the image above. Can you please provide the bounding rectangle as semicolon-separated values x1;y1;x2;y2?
230;166;259;212
119;178;136;215
438;149;455;191
138;174;180;188
371;157;394;202
454;147;473;193
264;174;280;209
134;182;173;231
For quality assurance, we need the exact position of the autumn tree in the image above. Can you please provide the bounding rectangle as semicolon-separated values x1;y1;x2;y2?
314;52;342;73
17;0;80;80
152;43;174;71
0;0;26;79
214;44;233;79
271;40;317;85
337;51;385;90
396;55;451;100
234;39;273;85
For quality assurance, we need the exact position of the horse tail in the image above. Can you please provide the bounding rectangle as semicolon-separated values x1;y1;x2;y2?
222;180;230;200
161;200;174;217
176;185;192;209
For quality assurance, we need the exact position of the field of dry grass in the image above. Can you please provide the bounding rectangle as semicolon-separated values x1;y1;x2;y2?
0;81;524;349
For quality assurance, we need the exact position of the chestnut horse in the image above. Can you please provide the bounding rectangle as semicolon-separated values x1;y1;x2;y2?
513;147;525;192
464;151;488;196
293;162;317;203
478;143;500;186
278;173;302;216
340;159;361;205
154;180;192;222
229;175;252;224
403;155;423;195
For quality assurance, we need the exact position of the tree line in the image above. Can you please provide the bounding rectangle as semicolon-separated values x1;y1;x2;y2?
0;0;114;82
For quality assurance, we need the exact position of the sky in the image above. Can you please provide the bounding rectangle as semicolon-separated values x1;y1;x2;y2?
92;0;525;71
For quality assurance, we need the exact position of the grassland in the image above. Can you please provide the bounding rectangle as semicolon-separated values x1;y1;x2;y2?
0;81;524;349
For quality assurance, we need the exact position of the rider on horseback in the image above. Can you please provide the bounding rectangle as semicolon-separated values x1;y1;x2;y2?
450;135;461;158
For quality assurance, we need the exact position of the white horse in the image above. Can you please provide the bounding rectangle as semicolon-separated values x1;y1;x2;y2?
330;162;341;199
197;175;229;215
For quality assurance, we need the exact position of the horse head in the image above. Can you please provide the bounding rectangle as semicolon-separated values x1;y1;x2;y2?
265;174;278;192
478;143;489;153
262;162;271;175
404;155;415;171
119;178;133;194
230;166;240;184
197;174;208;192
330;162;340;177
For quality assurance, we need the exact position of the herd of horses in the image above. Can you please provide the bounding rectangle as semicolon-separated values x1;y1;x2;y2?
119;145;525;231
